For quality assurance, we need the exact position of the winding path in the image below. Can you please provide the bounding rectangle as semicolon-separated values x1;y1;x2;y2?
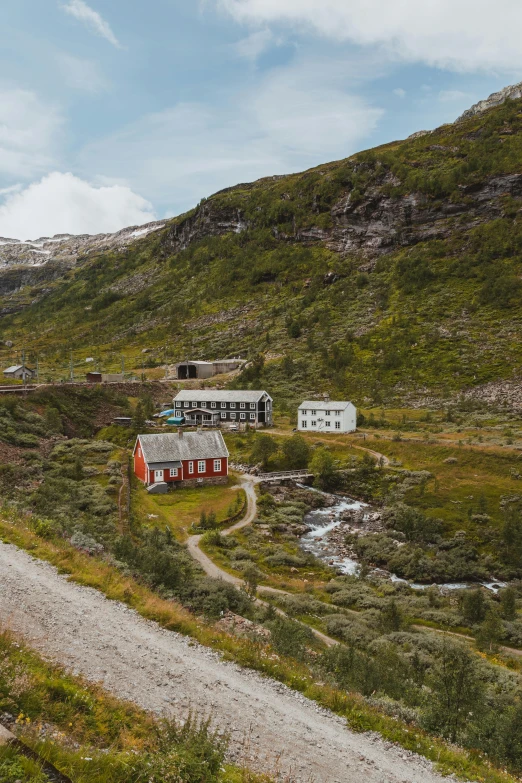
0;542;455;783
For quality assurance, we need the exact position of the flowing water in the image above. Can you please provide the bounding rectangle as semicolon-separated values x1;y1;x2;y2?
298;486;506;592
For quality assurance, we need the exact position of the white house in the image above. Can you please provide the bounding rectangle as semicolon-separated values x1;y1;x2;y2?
298;397;357;434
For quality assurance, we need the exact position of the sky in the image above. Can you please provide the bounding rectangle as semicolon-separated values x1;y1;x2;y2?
1;0;522;240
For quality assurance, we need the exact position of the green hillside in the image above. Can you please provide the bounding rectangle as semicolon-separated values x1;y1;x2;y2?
2;97;522;408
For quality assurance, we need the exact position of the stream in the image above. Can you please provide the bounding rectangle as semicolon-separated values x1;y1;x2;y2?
298;487;506;593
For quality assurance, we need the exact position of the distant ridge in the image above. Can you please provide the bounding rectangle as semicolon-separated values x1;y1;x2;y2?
458;81;522;121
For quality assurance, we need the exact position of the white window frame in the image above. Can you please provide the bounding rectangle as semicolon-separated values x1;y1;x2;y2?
311;420;316;427
325;421;331;427
184;401;190;408
201;402;207;408
240;412;246;420
231;412;237;420
335;422;341;430
335;410;341;416
230;402;236;409
240;403;246;409
169;468;178;477
311;410;316;416
188;461;194;475
221;402;227;409
221;411;226;419
198;460;206;474
250;413;256;421
325;410;331;416
302;420;307;429
213;459;221;472
211;402;217;409
301;409;307;415
250;403;256;410
176;401;182;408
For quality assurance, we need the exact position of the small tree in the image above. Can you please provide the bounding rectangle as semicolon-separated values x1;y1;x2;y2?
72;456;84;481
242;564;262;599
380;599;404;633
141;393;154;420
310;448;336;490
423;640;484;743
500;587;517;621
461;588;487;625
282;435;311;470
199;511;208;530
132;401;146;431
250;434;278;471
476;609;504;653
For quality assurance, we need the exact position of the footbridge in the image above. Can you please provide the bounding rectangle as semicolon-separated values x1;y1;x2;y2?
258;469;313;483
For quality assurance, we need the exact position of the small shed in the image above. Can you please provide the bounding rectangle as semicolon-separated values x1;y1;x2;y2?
3;365;35;381
86;372;103;383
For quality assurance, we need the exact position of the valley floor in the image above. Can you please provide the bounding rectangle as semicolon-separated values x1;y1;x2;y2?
0;540;453;783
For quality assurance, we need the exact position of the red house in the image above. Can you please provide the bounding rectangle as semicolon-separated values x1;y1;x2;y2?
133;430;229;489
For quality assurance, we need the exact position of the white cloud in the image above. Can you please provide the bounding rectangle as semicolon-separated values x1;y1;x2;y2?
0;89;63;179
218;0;522;73
56;53;109;93
62;0;121;48
393;88;406;98
0;173;155;240
78;57;383;214
234;28;275;60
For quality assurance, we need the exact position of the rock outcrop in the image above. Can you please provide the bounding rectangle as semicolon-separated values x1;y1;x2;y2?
458;81;522;121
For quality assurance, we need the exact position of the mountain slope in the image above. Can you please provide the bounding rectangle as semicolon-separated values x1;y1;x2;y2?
1;92;522;408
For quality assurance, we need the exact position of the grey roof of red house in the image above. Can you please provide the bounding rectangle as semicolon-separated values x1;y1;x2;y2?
137;431;229;465
174;390;272;403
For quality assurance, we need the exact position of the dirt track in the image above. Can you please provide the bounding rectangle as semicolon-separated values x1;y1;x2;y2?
0;541;459;783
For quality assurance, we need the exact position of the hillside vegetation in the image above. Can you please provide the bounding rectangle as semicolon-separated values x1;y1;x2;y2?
1;98;522;407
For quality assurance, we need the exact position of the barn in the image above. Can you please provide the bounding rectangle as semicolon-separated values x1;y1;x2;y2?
133;430;229;489
3;365;36;381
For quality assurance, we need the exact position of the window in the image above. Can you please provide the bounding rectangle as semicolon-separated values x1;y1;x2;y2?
211;402;217;409
240;413;246;420
301;409;308;415
176;401;182;408
250;413;256;421
188;461;194;475
221;411;226;419
214;459;221;472
184;401;190;408
169;468;178;477
137;447;141;457
325;421;331;427
240;403;246;409
221;402;227;409
250;403;256;410
311;410;316;416
335;422;341;430
311;420;317;427
231;413;237;420
201;402;207;408
198;460;206;474
230;403;236;409
325;410;331;416
335;410;341;416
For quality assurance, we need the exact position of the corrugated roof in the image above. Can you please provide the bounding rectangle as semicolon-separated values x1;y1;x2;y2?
299;400;355;411
175;390;271;403
175;361;214;366
137;431;229;464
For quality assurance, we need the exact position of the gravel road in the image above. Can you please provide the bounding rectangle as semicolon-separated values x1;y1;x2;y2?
0;542;458;783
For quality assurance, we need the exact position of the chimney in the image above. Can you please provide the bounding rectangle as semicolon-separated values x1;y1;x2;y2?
178;428;184;439
324;393;330;403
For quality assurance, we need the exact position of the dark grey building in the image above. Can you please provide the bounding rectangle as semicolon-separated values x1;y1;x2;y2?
173;390;273;427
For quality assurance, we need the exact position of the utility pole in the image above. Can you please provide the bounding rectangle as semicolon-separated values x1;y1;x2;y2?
22;349;27;394
69;350;74;383
121;355;125;376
